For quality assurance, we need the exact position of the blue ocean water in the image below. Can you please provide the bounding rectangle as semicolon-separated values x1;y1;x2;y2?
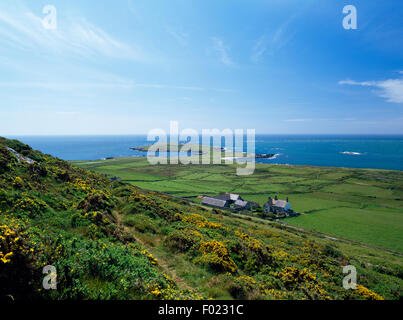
5;135;403;171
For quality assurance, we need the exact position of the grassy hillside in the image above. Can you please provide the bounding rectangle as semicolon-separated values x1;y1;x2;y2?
1;138;402;300
74;157;403;253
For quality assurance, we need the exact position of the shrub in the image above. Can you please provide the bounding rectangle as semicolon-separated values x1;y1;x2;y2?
28;163;48;179
56;170;71;182
227;279;247;299
37;238;173;300
129;191;180;222
77;190;114;212
278;267;316;286
13;194;47;217
12;176;24;189
0;216;38;300
226;275;263;300
0;146;16;174
183;213;224;229
195;240;237;273
234;230;273;268
165;230;199;252
112;185;133;197
353;285;384;300
276;266;329;299
71;212;91;228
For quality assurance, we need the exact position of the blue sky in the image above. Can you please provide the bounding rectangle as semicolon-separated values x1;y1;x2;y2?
0;0;402;135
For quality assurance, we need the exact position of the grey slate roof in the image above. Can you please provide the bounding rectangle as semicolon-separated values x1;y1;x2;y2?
216;193;241;202
234;199;249;208
201;197;229;208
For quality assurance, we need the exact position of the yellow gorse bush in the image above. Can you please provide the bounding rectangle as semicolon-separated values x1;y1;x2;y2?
354;284;384;300
13;193;47;216
276;266;330;300
302;240;323;255
278;266;317;284
269;246;289;262
234;275;257;291
183;213;225;230
69;178;94;193
130;190;153;203
0;216;31;264
197;240;237;273
235;230;266;253
146;282;205;300
185;228;204;239
12;176;24;189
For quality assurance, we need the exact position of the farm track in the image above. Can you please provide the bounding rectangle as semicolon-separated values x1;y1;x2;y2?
113;210;193;291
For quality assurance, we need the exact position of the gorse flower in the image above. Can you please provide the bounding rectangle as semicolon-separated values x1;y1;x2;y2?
183;214;225;230
196;240;237;273
0;216;33;265
354;285;384;300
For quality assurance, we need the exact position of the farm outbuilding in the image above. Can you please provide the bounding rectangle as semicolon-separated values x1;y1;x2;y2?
201;197;230;209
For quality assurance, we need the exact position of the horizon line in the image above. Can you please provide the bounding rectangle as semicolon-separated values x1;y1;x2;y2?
3;133;403;137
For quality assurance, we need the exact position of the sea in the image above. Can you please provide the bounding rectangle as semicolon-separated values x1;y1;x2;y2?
5;135;403;171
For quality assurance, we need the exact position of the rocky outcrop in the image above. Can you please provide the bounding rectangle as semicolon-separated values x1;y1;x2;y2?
7;147;35;164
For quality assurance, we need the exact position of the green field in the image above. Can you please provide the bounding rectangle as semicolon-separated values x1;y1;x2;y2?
73;157;403;253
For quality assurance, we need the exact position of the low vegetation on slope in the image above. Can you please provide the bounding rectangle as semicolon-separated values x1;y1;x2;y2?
1;138;401;300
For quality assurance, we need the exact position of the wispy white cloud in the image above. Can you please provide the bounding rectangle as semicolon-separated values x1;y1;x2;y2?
283;118;360;123
251;36;268;63
68;19;141;60
251;16;296;62
0;3;143;60
212;37;233;66
339;73;403;103
271;24;289;50
339;80;373;86
0;81;135;90
0;81;231;93
165;26;188;46
283;118;313;122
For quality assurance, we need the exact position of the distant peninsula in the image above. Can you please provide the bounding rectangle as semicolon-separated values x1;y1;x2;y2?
131;143;190;152
131;144;276;159
131;143;204;154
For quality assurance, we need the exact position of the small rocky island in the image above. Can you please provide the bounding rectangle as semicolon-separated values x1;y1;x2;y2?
255;153;276;159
